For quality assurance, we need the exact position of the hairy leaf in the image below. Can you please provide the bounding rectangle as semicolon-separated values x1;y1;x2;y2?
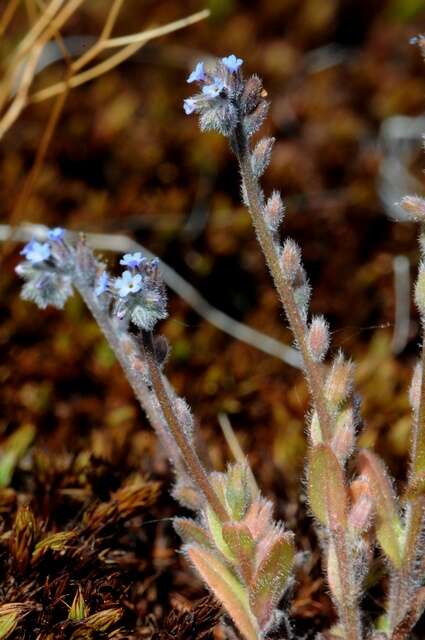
307;444;347;527
250;531;295;629
222;522;255;583
359;450;403;568
186;545;259;640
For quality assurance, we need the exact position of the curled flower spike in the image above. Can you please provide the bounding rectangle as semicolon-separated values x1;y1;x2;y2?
115;270;142;297
20;240;51;264
95;271;109;297
222;54;243;72
47;227;64;241
187;61;206;83
119;252;145;269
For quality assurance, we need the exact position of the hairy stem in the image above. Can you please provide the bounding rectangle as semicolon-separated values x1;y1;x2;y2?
332;525;362;640
73;273;185;472
232;123;332;442
141;331;229;522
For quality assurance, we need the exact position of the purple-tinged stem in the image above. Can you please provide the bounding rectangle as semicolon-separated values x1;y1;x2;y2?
330;523;362;640
141;331;229;523
231;123;332;443
73;273;186;474
388;325;425;633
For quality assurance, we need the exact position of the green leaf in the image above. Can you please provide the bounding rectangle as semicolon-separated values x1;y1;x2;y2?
0;604;28;639
206;505;234;561
222;522;255;583
32;531;76;564
187;544;259;640
359;450;404;568
250;531;295;629
0;424;35;488
68;587;88;621
307;444;347;527
225;463;251;520
174;517;213;549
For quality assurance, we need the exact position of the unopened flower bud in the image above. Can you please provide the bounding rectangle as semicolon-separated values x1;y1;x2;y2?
415;264;425;314
174;398;194;441
331;408;355;462
243;99;269;137
293;282;311;321
251;137;275;178
348;494;373;532
241;74;263;115
349;477;372;503
400;195;425;221
280;239;301;283
264;190;284;233
307;316;330;362
325;352;354;407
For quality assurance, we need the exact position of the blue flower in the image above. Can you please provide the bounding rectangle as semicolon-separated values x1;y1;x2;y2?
183;98;196;115
95;271;109;296
222;54;243;72
187;62;205;83
119;252;144;269
115;270;142;297
20;240;51;264
202;79;224;98
47;227;64;241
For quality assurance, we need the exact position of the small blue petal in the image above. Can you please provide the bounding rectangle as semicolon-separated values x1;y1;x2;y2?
183;98;196;115
222;54;243;72
119;252;144;269
47;227;64;241
115;270;143;297
20;240;51;263
187;61;205;83
95;271;109;296
202;79;224;98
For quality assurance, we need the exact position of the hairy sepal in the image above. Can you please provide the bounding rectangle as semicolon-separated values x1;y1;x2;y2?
174;517;213;549
307;444;347;527
358;450;404;568
249;530;295;631
186;544;260;640
222;522;256;584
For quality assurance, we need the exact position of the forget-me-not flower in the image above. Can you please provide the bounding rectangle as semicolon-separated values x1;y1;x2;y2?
115;270;142;297
48;227;64;241
187;62;206;83
119;252;145;269
222;54;243;72
95;271;109;296
20;240;51;264
202;79;224;98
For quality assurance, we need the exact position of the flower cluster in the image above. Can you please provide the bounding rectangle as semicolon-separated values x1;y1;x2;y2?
183;54;269;137
16;233;167;332
112;254;167;331
16;228;74;309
